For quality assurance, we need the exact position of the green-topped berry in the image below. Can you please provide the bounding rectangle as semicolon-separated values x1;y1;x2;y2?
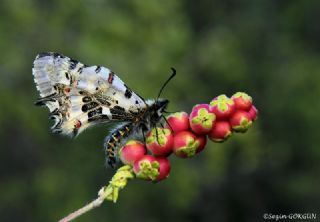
146;127;174;156
133;155;160;181
209;94;235;120
229;110;253;133
119;140;146;165
189;104;216;135
154;157;171;182
208;121;233;142
231;92;252;111
248;105;258;121
173;131;207;158
165;111;190;133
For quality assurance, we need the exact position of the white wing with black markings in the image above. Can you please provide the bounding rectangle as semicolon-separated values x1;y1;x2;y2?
33;52;147;137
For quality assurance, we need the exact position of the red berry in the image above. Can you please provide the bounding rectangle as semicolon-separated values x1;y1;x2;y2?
231;92;252;111
133;155;160;181
119;140;146;165
209;95;235;120
195;135;207;154
173;131;206;158
229;110;252;133
146;128;174;156
165;111;190;133
155;157;171;182
189;104;216;135
208;121;232;142
248;105;258;121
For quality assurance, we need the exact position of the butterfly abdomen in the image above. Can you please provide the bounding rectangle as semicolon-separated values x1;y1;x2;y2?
104;123;133;168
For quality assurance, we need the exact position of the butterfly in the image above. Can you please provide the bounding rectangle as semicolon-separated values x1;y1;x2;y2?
32;52;175;168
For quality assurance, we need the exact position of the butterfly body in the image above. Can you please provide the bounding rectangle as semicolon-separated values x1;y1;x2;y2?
103;98;169;167
33;52;170;168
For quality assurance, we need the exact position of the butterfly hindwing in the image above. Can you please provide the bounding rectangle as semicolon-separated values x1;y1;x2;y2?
33;52;147;137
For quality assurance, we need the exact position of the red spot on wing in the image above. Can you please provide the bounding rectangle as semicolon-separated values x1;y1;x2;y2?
64;87;71;93
108;72;114;84
74;120;82;129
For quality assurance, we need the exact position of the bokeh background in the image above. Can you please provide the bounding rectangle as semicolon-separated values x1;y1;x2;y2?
1;0;319;221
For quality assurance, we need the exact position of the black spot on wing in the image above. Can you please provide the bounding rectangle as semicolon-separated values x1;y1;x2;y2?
87;107;109;122
88;107;102;118
53;129;63;134
49;108;59;116
96;97;111;106
81;105;88;112
78;67;83;74
110;106;127;119
34;93;57;106
95;66;101;73
69;59;78;70
65;72;70;80
36;52;64;59
88;114;109;122
113;106;125;112
82;96;92;103
81;102;99;112
125;89;132;99
124;84;133;99
129;110;139;115
37;52;51;58
53;52;61;58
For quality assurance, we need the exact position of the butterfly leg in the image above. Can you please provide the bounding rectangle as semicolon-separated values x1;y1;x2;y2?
154;125;161;145
160;122;167;135
162;115;173;132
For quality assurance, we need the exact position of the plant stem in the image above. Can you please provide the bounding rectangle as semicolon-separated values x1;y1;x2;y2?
58;195;106;222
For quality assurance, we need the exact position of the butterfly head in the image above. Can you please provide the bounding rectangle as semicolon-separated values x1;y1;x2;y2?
147;98;169;122
155;98;169;113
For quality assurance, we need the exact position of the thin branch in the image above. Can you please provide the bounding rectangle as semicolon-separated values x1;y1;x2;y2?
57;165;134;222
58;195;106;222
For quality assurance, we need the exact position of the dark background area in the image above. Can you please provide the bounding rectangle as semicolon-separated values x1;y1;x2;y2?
0;0;319;221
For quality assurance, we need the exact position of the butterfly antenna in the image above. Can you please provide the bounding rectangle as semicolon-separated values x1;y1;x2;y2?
156;68;176;102
163;110;180;114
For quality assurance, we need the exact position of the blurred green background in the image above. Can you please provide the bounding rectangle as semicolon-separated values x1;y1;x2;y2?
1;0;319;221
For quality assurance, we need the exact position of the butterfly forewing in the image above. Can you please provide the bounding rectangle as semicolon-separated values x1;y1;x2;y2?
33;52;147;137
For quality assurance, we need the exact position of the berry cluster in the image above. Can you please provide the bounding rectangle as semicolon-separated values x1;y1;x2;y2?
119;92;258;182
